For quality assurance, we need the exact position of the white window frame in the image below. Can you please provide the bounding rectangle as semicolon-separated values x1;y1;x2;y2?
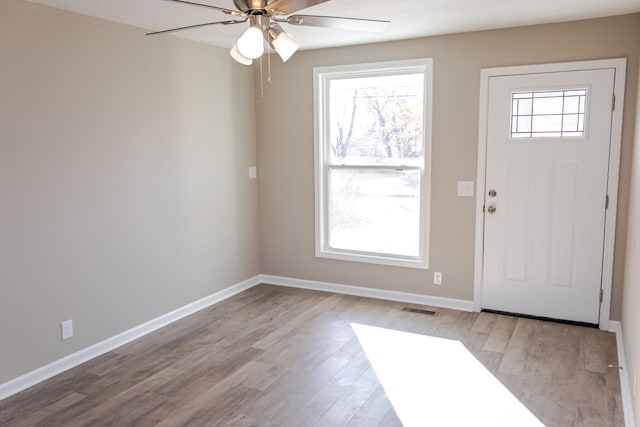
313;58;433;269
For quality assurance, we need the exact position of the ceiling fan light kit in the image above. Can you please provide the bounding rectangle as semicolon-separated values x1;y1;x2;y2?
147;0;390;64
230;15;298;65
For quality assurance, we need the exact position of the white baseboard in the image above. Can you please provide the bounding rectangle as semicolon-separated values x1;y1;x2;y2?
0;275;261;401
609;320;636;427
259;274;475;312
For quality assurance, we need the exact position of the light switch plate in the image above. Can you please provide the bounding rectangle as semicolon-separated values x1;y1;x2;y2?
249;166;257;179
457;181;474;197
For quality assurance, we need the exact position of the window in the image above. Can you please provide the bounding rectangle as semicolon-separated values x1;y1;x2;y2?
511;89;587;138
314;59;433;269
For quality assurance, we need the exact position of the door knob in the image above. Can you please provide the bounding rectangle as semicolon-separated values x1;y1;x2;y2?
487;205;496;214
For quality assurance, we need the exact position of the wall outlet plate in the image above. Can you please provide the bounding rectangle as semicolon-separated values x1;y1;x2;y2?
434;272;442;285
61;319;73;341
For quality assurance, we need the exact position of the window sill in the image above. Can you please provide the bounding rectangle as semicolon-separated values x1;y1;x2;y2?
316;248;429;270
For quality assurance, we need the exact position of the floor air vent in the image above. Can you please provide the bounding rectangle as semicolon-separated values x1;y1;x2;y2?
402;307;439;317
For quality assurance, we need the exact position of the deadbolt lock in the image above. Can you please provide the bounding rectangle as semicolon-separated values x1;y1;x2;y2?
488;189;497;197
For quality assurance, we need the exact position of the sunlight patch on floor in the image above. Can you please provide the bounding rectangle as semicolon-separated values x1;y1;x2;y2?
351;323;544;427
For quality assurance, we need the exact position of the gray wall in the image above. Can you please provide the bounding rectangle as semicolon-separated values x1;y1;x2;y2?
257;14;640;318
622;60;640;426
0;0;258;383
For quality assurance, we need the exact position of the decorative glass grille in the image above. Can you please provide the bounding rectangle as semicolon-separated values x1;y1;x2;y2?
511;89;587;138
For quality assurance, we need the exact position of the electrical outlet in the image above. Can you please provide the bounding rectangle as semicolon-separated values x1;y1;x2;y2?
434;272;442;285
61;319;73;341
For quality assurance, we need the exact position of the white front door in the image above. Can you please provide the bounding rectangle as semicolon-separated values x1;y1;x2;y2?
482;68;616;324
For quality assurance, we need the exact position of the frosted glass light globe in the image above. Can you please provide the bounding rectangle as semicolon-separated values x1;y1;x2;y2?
237;26;264;59
272;31;299;62
230;43;252;65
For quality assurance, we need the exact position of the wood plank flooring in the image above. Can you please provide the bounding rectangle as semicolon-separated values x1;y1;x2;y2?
0;285;623;426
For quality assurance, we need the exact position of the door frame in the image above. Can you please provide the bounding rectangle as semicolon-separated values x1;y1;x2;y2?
473;58;627;330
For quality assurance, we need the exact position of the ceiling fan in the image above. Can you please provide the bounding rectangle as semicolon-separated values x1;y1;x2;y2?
147;0;390;65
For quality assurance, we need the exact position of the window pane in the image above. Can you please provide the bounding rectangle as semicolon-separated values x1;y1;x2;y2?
532;114;563;132
517;116;532;134
532;96;563;115
563;96;580;114
517;98;532;115
329;74;424;166
562;114;579;132
328;169;420;257
533;91;564;98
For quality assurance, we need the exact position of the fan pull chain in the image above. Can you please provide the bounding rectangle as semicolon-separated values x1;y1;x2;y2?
259;52;264;97
267;45;272;85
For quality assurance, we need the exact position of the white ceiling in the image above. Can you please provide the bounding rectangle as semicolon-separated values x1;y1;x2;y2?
28;0;640;51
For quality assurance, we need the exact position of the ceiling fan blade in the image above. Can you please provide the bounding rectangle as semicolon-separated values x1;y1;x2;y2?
266;0;330;15
283;15;390;32
146;19;247;36
163;0;244;17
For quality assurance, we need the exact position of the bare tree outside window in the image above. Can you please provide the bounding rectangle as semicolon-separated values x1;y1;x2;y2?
332;88;358;159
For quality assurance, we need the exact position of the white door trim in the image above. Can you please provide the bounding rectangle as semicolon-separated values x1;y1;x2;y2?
473;58;627;330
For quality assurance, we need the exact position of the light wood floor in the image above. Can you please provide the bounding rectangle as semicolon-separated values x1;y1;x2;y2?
0;285;623;426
